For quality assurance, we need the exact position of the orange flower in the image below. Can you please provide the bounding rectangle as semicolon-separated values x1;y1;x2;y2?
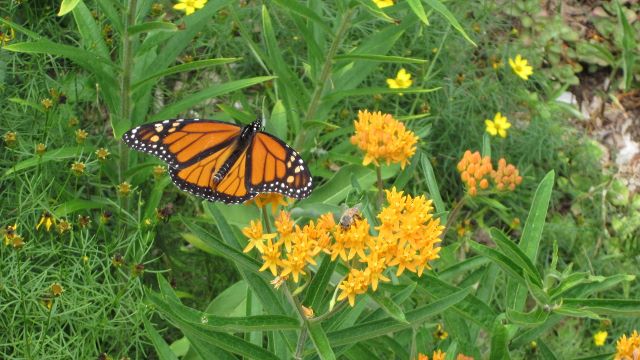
491;158;523;191
351;110;419;169
457;150;493;196
246;193;289;213
337;269;369;306
615;330;640;360
242;220;276;253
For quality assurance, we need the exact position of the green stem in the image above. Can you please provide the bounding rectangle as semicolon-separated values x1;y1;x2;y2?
119;0;138;184
310;300;347;323
294;8;354;149
443;196;466;238
283;284;309;359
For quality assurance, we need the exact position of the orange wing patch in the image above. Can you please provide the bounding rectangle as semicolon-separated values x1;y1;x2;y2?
122;119;241;168
248;132;312;199
216;149;250;199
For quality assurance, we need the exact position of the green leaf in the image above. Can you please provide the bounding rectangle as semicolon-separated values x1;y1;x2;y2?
148;291;300;332
489;318;509;360
334;54;429;64
307;321;336;360
407;0;429;25
420;152;446;216
143;176;172;220
482;132;491;157
505;308;548;326
423;0;476;46
205;281;248;317
151;76;275;120
3;146;96;178
537;340;559;360
468;241;526;285
322;87;441;103
368;291;408;324
552;306;602;320
58;0;81;16
304;254;337;310
271;0;330;31
507;171;554;312
4;40;116;70
298;164;396;207
266;100;287;140
327;288;469;345
615;0;637;90
53;198;111;217
561;299;640;316
142;317;180;360
129;21;178;35
490;229;542;287
0;17;42;39
72;1;109;58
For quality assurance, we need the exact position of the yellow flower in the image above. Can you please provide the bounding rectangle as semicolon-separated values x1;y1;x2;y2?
434;323;448;340
11;235;25;249
432;350;446;360
509;54;533;80
242;220;277;253
373;0;394;8
111;253;125;267
337;269;369;306
173;0;207;15
350;110;419;169
3;224;17;246
95;147;110;160
615;330;640;360
246;193;289;213
57;219;72;234
36;143;47;156
386;68;412;91
3;131;17;147
0;24;16;45
50;282;64;297
153;165;166;179
75;128;88;144
259;237;284;276
41;98;53;110
594;330;607;347
484;112;511;138
71;161;86;176
117;181;132;196
36;212;55;231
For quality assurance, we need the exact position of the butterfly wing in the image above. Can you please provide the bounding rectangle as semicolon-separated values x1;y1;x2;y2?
122;119;242;168
169;146;256;204
246;132;313;199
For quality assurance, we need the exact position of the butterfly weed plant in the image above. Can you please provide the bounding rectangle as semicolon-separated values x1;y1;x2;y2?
2;0;640;359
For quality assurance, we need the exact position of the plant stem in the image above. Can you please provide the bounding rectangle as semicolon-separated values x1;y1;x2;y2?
310;300;347;323
262;205;272;233
376;165;384;206
443;196;466;238
119;0;138;184
294;8;354;149
283;284;309;359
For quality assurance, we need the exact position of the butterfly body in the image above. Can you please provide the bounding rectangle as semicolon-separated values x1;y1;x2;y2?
122;118;312;204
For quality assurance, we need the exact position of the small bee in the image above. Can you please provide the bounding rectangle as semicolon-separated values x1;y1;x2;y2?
339;206;363;230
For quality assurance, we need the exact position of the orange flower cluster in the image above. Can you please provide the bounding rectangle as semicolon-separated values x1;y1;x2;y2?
615;330;640;360
456;150;522;196
351;110;419;169
242;188;443;307
418;351;473;360
492;158;523;191
457;150;492;196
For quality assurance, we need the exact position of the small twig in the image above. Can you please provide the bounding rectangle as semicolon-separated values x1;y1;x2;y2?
443;196;467;238
310;300;347;323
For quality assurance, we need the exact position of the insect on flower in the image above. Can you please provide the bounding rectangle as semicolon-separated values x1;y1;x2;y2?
122;117;312;204
339;206;363;230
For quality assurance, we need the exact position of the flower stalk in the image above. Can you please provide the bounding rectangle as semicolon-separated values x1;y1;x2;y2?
119;0;138;184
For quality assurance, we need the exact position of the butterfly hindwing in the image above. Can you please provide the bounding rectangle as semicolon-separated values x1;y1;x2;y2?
122;119;242;168
246;132;313;199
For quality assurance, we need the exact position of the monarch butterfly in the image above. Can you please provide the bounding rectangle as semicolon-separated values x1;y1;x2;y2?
122;118;312;204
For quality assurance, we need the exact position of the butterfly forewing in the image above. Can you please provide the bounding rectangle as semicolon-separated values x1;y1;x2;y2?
246;132;313;199
122;118;313;204
122;119;241;168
